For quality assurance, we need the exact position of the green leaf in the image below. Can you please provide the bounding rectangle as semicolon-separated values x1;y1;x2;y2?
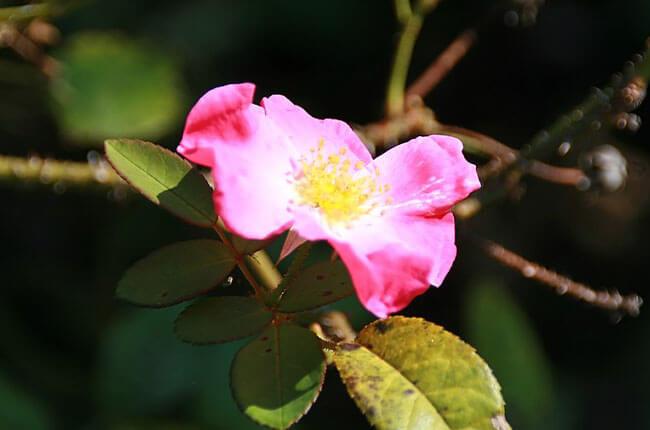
105;138;216;227
275;260;354;312
334;316;509;430
230;324;326;429
117;240;236;307
175;296;273;344
51;32;186;145
464;281;554;429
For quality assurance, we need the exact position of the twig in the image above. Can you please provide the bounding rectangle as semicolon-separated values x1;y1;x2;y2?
479;238;643;317
0;154;124;187
405;29;477;101
357;109;587;187
0;3;51;23
0;23;58;77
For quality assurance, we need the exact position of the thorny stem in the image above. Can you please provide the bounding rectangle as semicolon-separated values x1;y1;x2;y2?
0;154;125;187
479;237;643;317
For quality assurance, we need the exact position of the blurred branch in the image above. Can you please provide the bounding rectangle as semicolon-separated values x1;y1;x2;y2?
486;39;650;179
0;24;58;77
393;0;412;25
0;3;51;23
0;154;125;187
405;29;477;101
318;310;357;343
479;237;643;317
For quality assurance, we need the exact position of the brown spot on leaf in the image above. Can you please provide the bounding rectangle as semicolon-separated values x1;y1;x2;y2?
265;348;272;353
160;291;168;298
316;275;325;280
322;290;333;296
374;320;390;334
260;336;268;341
404;389;415;395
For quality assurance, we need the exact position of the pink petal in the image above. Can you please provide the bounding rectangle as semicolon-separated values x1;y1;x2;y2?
178;83;296;239
262;94;373;164
178;83;259;167
331;212;457;317
371;135;481;216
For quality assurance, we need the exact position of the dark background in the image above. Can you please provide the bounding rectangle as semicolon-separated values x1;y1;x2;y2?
1;0;649;428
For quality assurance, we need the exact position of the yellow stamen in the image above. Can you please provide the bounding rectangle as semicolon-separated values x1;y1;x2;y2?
295;140;391;226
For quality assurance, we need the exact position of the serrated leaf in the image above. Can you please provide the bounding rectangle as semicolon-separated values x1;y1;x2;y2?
334;316;509;430
175;296;273;344
230;324;326;429
275;260;354;312
117;240;236;307
105;139;216;227
51;32;186;145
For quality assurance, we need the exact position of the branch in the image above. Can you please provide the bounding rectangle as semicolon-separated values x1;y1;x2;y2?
0;154;125;187
405;29;477;101
479;238;643;317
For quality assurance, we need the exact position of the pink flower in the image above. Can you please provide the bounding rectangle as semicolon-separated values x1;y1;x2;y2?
177;83;480;317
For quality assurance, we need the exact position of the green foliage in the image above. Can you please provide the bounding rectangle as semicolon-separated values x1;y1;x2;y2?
464;281;555;429
51;32;186;145
335;316;508;430
104;139;216;227
230;324;326;429
275;260;354;312
116;240;236;307
95;307;204;420
0;372;50;430
175;296;273;344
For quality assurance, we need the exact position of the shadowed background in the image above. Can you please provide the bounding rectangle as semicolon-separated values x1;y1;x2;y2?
1;0;649;428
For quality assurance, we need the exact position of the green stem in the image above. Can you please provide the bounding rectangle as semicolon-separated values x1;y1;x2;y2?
214;219;283;294
244;250;283;291
386;12;423;118
393;0;412;24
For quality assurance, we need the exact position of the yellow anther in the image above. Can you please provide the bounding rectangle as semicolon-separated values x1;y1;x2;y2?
383;184;391;192
339;147;347;155
328;154;340;165
355;161;364;170
318;138;325;149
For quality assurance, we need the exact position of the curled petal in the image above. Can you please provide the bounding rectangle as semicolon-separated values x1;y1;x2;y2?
178;83;295;239
178;83;260;167
372;135;481;215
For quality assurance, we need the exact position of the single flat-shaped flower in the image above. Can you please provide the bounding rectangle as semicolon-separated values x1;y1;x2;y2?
177;83;480;317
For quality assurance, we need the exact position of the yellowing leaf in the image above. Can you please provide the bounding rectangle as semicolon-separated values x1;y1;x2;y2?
334;316;509;430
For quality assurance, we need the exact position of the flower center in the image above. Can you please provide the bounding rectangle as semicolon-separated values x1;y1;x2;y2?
294;139;392;225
